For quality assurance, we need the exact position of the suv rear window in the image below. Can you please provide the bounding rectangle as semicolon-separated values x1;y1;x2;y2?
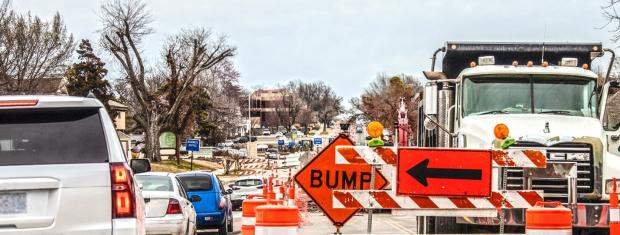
0;108;108;166
178;175;213;192
234;179;263;187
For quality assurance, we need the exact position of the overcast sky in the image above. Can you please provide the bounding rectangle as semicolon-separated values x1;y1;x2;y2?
10;0;617;101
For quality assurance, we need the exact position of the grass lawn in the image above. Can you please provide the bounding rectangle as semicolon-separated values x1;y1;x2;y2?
151;159;215;173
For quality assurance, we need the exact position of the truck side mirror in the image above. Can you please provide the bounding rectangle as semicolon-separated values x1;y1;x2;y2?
130;158;151;174
424;83;438;115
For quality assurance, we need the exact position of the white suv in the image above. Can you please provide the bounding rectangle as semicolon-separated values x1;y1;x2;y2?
0;96;147;235
229;176;264;210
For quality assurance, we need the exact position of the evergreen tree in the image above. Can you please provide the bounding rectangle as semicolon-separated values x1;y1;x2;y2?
65;39;117;118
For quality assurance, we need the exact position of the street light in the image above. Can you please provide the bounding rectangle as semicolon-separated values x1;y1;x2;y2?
247;90;253;158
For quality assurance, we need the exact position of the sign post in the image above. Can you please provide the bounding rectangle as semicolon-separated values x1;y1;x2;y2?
186;139;200;170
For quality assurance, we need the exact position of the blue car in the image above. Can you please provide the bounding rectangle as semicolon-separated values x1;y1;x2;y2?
177;171;233;235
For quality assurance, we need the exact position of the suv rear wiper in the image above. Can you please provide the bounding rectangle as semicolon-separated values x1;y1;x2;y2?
539;110;571;115
478;110;509;115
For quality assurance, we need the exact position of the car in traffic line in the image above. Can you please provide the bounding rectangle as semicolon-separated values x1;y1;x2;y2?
135;172;197;235
177;171;233;235
0;96;148;235
230;176;264;210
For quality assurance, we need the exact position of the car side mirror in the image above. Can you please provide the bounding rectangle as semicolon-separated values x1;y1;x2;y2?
130;159;151;174
226;189;233;195
189;195;201;202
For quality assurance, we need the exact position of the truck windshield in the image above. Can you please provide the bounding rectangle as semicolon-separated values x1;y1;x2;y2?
463;75;597;118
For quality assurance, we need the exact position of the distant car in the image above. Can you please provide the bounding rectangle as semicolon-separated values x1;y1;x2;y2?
222;140;234;148
135;172;197;235
266;148;278;159
0;95;147;234
177;171;233;235
230;176;264;210
262;129;271;135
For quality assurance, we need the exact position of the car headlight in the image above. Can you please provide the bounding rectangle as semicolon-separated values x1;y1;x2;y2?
605;179;620;194
566;152;590;161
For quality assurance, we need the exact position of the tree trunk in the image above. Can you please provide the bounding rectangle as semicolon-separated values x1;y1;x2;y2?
175;133;181;165
144;118;162;162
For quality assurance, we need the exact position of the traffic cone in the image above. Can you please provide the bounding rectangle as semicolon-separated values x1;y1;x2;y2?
287;183;296;207
241;198;268;235
255;205;299;235
526;201;572;235
611;178;619;235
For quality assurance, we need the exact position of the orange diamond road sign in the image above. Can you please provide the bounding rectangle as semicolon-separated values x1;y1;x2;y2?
295;135;387;226
397;148;492;197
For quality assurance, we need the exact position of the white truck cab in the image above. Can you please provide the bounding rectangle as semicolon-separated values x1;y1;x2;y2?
416;42;620;233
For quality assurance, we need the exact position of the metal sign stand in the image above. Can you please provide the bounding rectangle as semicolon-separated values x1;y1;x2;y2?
190;151;194;171
333;225;342;235
366;153;377;234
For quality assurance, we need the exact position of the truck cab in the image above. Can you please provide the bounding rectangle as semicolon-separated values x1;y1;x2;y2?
417;42;620;233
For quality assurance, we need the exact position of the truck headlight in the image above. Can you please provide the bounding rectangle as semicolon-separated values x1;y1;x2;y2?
605;179;620;194
566;152;590;161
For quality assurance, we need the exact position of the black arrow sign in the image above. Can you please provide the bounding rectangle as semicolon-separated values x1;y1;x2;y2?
407;158;482;187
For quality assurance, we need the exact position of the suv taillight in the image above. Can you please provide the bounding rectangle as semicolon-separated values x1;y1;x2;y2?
166;199;182;214
110;163;135;218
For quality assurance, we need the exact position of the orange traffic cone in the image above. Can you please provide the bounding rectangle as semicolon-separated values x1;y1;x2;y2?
526;201;572;235
241;198;268;235
255;205;299;235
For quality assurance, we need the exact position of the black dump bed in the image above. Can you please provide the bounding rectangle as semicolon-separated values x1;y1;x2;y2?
441;42;603;78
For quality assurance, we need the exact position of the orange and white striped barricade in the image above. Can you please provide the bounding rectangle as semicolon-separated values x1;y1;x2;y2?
335;146;546;168
255;205;299;235
525;201;572;235
332;190;544;217
241;197;268;235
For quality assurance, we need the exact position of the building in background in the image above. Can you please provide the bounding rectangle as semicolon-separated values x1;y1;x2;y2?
108;100;130;157
249;88;288;131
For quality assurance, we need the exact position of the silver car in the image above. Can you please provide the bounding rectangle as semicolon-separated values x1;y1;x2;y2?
0;96;147;235
135;172;197;235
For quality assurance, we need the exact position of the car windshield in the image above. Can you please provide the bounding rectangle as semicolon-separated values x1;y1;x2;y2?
135;175;173;192
463;75;597;117
234;179;263;187
177;175;213;192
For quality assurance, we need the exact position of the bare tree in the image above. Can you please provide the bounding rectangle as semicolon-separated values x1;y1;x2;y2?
350;74;422;134
0;0;74;94
602;0;620;42
100;0;235;161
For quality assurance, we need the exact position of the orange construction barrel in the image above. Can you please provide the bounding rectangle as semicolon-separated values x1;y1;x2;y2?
241;198;268;235
255;205;299;235
526;201;572;235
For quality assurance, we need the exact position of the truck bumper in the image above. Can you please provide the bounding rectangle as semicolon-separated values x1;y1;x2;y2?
457;203;611;228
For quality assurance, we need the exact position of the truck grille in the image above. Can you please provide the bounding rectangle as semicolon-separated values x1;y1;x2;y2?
505;142;594;202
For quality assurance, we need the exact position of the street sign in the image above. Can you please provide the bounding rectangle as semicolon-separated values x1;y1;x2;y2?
313;137;323;145
397;148;492;197
295;135;387;226
186;139;200;152
288;141;295;148
278;139;285;145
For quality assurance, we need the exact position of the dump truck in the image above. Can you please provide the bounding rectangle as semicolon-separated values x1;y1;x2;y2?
415;42;620;234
